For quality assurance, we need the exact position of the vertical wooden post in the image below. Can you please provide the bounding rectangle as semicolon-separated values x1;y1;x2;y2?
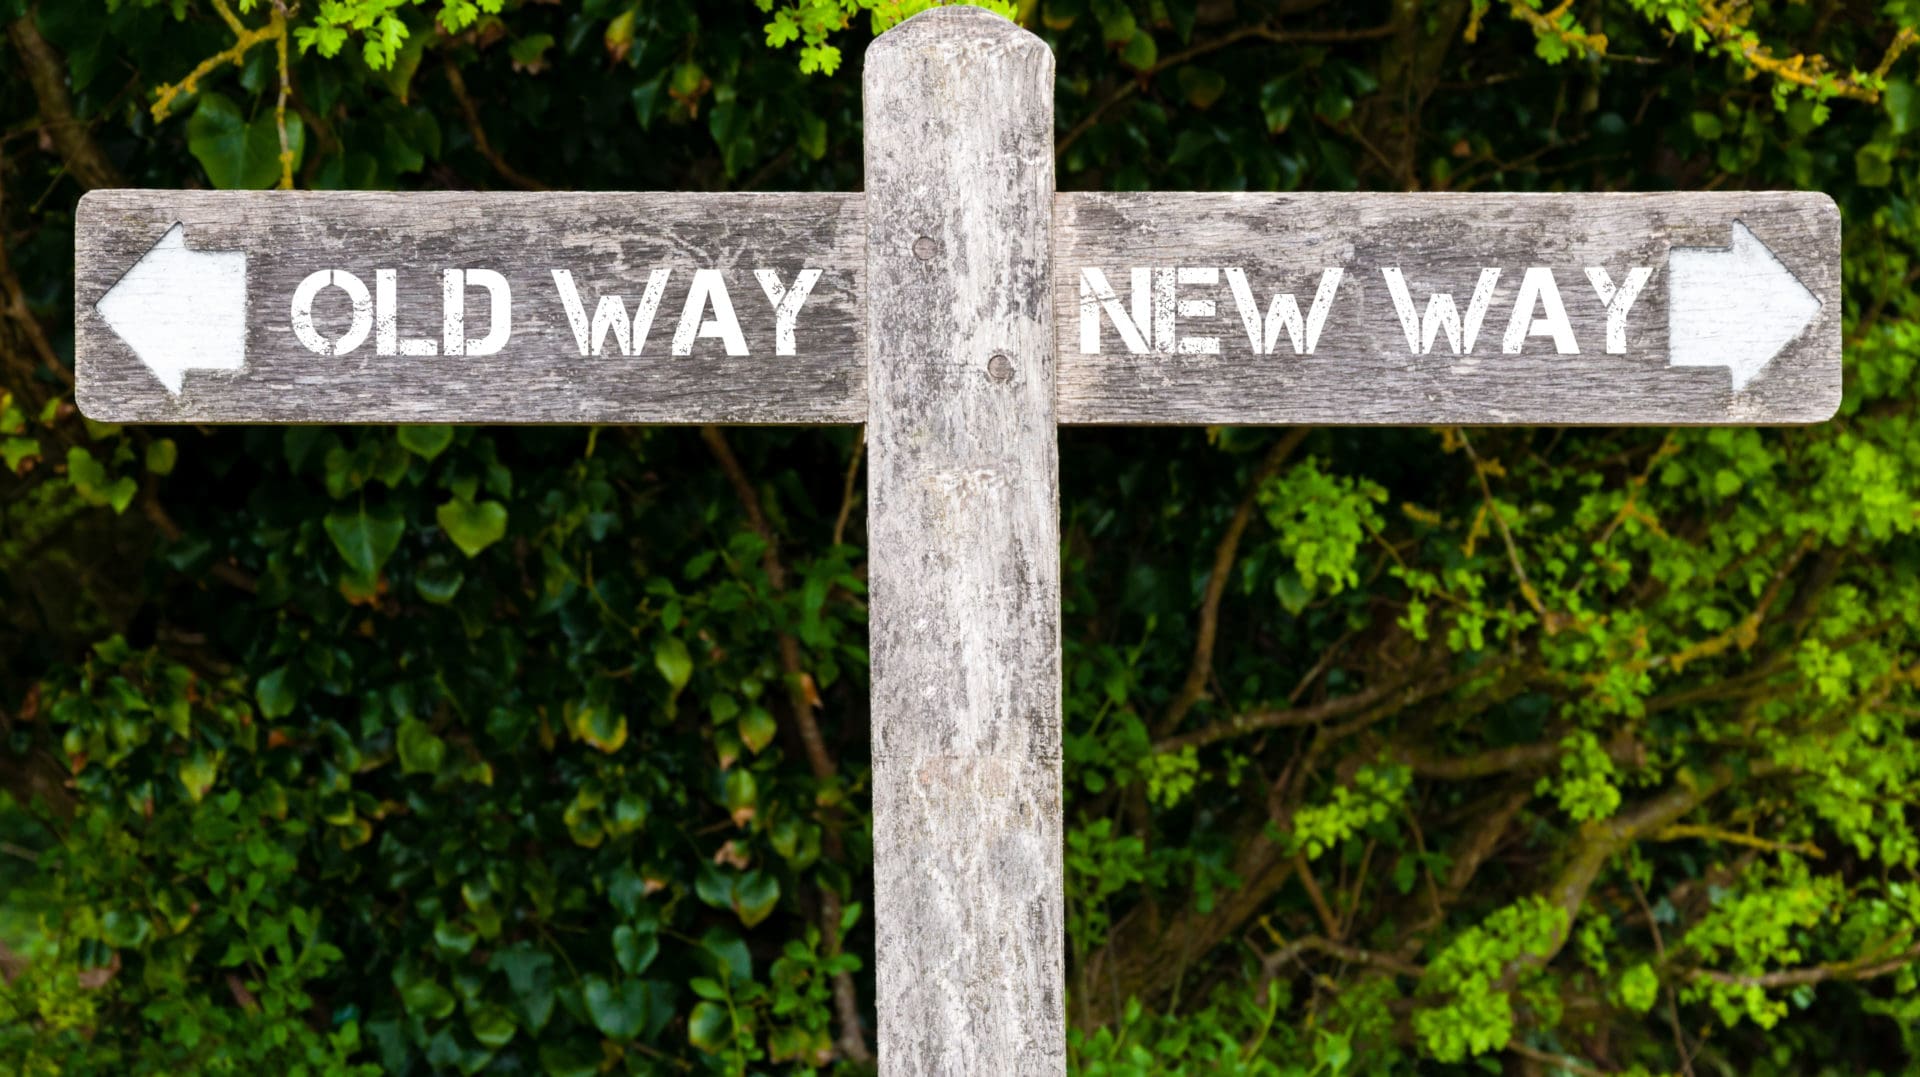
864;8;1063;1073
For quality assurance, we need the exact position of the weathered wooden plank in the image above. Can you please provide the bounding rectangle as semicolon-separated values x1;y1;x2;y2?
864;8;1065;1075
75;190;865;423
1052;191;1841;425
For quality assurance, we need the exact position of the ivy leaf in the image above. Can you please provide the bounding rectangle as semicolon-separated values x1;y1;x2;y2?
564;698;627;754
397;424;455;460
187;91;304;190
324;504;404;582
739;706;777;754
581;975;649;1040
178;749;220;803
732;869;780;928
688;1000;730;1053
489;945;556;1032
613;925;659;976
468;1004;517;1050
145;438;177;475
397;718;446;775
255;666;297;719
654;636;694;693
437;497;508;558
394;966;457;1020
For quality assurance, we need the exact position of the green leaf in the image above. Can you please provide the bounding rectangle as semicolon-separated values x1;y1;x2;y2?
415;558;465;604
324;504;405;581
699;929;752;983
654;636;694;693
433;917;477;956
468;1003;517;1049
613;925;659;976
178;750;220;803
256;666;297;719
397;718;447;775
564;698;627;754
537;1040;603;1077
1855;142;1894;187
1884;79;1919;136
66;447;137;513
509;32;555;72
581;975;649;1040
395;968;457;1020
437;497;509;558
739;706;777;754
1119;29;1157;70
732;870;780;928
187;92;305;190
397;424;455;460
145;438;177;475
695;864;735;911
1;437;39;473
688;1000;730;1053
103;909;151;948
1177;66;1227;109
490;946;556;1032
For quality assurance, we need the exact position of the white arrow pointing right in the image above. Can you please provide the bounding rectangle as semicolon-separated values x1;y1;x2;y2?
1667;220;1820;392
95;223;248;395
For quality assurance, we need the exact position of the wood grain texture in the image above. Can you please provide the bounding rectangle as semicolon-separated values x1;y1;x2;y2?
1052;191;1842;425
863;8;1065;1074
75;190;865;423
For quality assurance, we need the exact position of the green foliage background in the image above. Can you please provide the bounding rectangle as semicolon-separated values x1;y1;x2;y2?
4;0;1920;1073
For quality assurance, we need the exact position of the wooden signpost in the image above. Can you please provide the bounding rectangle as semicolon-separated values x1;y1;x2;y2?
76;7;1841;1074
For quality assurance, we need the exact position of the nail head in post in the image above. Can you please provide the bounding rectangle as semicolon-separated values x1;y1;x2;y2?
987;354;1014;382
912;235;938;261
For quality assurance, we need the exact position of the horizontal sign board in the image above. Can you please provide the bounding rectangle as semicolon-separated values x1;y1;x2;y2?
78;190;1838;426
76;191;866;424
1054;191;1840;425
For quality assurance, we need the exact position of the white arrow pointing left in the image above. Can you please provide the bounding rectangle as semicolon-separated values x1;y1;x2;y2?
95;223;247;395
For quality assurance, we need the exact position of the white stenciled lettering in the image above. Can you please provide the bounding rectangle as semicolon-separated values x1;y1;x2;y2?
290;269;374;357
1224;268;1343;355
443;269;511;357
673;269;749;356
376;269;438;356
1382;268;1502;355
1503;267;1579;354
1585;266;1653;354
1173;267;1219;355
1078;267;1152;354
552;269;671;356
755;268;823;357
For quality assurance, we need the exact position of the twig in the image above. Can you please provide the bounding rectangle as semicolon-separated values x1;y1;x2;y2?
1157;428;1311;738
1455;429;1564;631
443;55;550;191
1257;922;1426;980
1505;1041;1613;1076
1651;823;1822;860
1628;873;1698;1077
150;0;281;123
1293;853;1343;940
830;430;864;549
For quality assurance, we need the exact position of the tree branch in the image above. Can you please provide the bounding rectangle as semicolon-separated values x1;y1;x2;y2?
7;13;124;190
1157;428;1310;738
1690;941;1920;989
